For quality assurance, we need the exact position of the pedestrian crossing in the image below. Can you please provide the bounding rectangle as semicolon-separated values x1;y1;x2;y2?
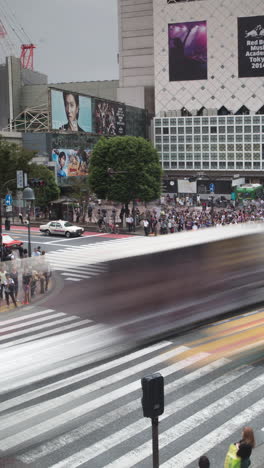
47;237;140;282
1;308;264;467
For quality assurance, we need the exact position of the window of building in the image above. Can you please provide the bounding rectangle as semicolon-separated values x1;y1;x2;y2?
211;135;217;142
253;134;260;141
236;135;243;142
202;118;209;125
194;144;201;151
227;126;234;133
253;126;260;133
219;153;226;160
245;153;252;160
202;135;209;142
203;162;209;169
171;136;177;143
178;127;184;134
227;154;234;160
194;154;201;160
163;162;170;168
171;154;177;160
194;127;201;134
219;144;226;151
170;119;177;126
156;145;162;152
210;118;217;125
163;127;169;135
155;128;161;135
186;154;193;160
211;161;218;169
236;153;243;160
178;118;184;125
186;127;192;134
236;162;243;169
186;118;193;125
244;116;251;124
211;153;217;160
219;162;226;168
163;119;169;126
228;162;234;169
186;144;192;151
163;153;170;160
179;162;185;169
171;127;177;134
163;136;170;143
171;161;177;168
171;144;177;152
236;144;243;151
244;134;252;142
186;162;193;168
219;117;226;124
178;144;184;151
227;144;234;151
253;162;260;169
178;135;184;142
236;126;243;133
244;125;251;133
211;144;217;152
163;145;169;152
202;154;209;160
253;144;260;151
155;119;161;126
245;162;252;169
178;154;185;160
194;162;201;169
194;135;201;142
155;136;162;143
227;135;234;142
219;126;226;133
202;144;209;151
219;135;226;142
253;154;260;160
186;135;193;143
245;144;251;151
202;127;209;134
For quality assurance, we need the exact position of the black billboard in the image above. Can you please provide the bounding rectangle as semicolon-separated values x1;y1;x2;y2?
95;100;126;136
238;16;264;78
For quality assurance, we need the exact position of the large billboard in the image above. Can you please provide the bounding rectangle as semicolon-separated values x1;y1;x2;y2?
168;21;207;81
52;148;91;178
238;16;264;78
95;100;126;136
51;89;92;133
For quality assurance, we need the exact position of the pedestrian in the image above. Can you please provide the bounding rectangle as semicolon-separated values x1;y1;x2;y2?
4;273;17;307
33;248;41;257
0;265;7;300
19;212;23;224
37;246;42;254
10;266;19;299
198;455;210;468
22;268;32;304
143;218;149;236
88;205;93;222
126;215;133;232
224;427;255;468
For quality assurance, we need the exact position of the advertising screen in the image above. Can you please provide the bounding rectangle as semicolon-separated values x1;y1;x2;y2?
95;100;126;136
168;21;207;81
51;89;92;133
238;16;264;78
52;148;91;178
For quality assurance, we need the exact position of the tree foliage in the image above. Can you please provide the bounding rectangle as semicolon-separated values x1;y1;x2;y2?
88;136;162;204
28;164;60;208
0;138;34;189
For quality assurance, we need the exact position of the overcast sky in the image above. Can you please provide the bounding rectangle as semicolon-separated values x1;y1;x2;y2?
0;0;119;83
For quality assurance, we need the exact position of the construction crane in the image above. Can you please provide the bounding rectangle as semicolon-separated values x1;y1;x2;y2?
0;0;36;70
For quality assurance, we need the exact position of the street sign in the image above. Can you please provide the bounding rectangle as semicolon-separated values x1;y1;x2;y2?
5;194;12;206
209;183;215;193
6;205;12;212
24;172;28;187
16;170;24;189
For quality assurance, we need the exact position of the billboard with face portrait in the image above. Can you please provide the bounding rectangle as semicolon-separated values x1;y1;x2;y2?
95;99;126;136
168;21;207;81
52;148;92;178
238;16;264;78
50;89;92;133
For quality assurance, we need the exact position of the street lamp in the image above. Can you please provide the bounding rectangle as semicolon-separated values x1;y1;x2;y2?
23;187;35;257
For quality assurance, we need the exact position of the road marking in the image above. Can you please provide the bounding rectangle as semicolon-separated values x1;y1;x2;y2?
18;357;227;464
1;341;171;414
0;312;67;332
0;309;55;325
65;278;81;281
61;272;92;279
162;399;264;467
47;234;106;244
103;368;263;468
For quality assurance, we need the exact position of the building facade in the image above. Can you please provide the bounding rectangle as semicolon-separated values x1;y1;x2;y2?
152;0;264;179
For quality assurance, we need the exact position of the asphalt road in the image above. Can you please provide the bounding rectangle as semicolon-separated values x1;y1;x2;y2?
0;304;264;467
1;227;264;467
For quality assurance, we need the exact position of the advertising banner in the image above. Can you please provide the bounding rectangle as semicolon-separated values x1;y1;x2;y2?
168;21;207;81
51;89;92;133
52;148;91;178
238;16;264;78
95;100;126;136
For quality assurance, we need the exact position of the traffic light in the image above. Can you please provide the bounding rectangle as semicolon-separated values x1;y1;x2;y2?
141;373;164;418
28;178;45;188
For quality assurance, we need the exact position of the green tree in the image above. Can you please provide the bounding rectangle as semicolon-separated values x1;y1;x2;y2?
67;177;90;223
88;136;162;204
0;138;34;189
28;164;60;208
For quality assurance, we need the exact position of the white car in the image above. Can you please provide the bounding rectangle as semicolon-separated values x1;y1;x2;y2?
39;220;84;238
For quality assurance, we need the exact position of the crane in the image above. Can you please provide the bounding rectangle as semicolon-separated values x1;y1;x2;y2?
0;0;36;70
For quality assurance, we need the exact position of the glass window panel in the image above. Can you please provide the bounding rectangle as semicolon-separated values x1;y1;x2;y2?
211;161;218;169
219;153;226;160
178;118;184;125
203;162;209;168
155;128;161;135
253;154;260;160
163;127;169;134
186;162;193;168
163;136;169;143
219;144;226;151
171;161;177;168
171;127;177;134
219;126;226;133
210;118;217;125
171;154;177;160
170;119;176;126
244;134;252;142
171;136;177;142
236;126;243;133
155;119;161;126
156;145;162;152
186;154;193;160
236;144;243;151
227;126;234;133
227;144;234;151
236;135;243;142
227;154;234;160
227;117;234;124
227;135;234;142
186;144;192;151
163;153;170;160
211;144;217;151
194;162;201;168
228;162;234;168
211;154;217;160
178;154;185;160
186;135;193;142
211;135;217;142
245;153;252;160
245;162;252;168
178;136;185;142
219;117;226;124
219;162;226;168
194;135;201;142
171;144;177;151
235;117;243;124
236;153;243;160
245;144;251;151
210;126;217;134
253;134;260;141
202;135;209;142
253;144;260;151
202;127;209;134
194;154;201;160
179;162;185;168
244;125;251;133
194;127;201;134
244;116;251;124
219;135;226;142
202;118;208;125
194;118;200;125
194;144;201;151
186;118;192;125
163;119;169;126
186;127;192;134
202;154;209;160
253;116;260;124
163;145;169;152
178;127;184;134
155;136;162;143
236;162;243;169
178;145;184;151
253;162;260;168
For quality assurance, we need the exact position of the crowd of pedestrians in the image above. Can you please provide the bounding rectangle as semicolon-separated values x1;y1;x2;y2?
0;246;51;309
140;200;264;236
198;426;255;467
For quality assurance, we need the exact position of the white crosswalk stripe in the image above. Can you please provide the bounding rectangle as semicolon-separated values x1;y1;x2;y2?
47;237;138;282
0;316;264;468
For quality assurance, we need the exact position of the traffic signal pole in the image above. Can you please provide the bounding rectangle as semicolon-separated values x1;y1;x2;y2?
0;178;16;262
152;417;159;468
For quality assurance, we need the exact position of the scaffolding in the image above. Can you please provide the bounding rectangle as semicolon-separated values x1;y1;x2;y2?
4;105;49;132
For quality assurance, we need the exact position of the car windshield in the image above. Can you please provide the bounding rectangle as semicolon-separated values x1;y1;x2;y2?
64;222;73;227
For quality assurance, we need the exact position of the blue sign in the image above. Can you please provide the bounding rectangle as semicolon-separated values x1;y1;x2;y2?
5;194;12;206
209;183;215;193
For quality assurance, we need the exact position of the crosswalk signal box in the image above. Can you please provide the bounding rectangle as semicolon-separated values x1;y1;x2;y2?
141;373;164;418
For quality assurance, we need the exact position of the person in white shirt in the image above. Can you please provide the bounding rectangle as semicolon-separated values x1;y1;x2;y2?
143;218;149;236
